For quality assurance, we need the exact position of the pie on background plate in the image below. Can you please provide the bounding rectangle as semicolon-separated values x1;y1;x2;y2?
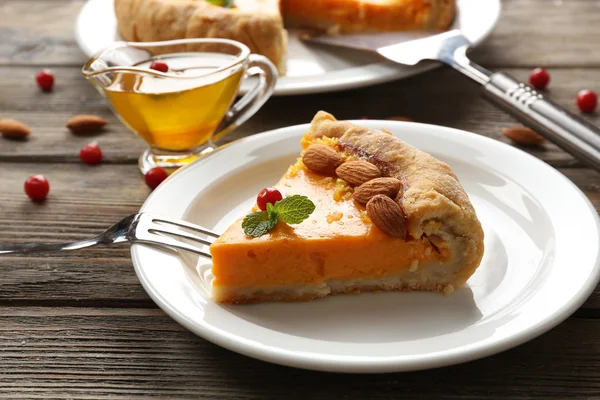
114;0;456;74
76;0;501;95
210;111;484;303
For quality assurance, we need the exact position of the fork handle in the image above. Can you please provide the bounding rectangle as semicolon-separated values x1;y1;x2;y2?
482;72;600;170
0;238;103;255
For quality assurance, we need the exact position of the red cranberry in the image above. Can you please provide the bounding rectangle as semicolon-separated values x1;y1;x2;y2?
36;69;54;92
529;68;550;90
149;61;169;73
257;187;283;211
577;89;597;113
24;175;50;201
145;167;168;190
80;143;103;165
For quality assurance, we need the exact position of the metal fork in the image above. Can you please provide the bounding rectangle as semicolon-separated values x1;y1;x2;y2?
0;213;219;258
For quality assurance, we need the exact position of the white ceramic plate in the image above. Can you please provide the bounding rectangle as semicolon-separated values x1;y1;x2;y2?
133;120;600;373
75;0;500;95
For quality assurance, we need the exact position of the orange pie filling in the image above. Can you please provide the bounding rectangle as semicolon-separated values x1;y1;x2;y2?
210;134;452;299
281;0;435;33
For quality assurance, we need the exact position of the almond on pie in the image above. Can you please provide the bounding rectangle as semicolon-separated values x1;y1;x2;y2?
209;111;484;303
114;0;456;75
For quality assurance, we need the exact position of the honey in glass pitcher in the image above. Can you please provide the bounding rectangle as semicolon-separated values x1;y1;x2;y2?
82;39;277;173
104;54;244;152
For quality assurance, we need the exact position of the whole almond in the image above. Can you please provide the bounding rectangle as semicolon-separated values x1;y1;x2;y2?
353;177;402;205
302;144;343;175
501;127;545;145
366;194;407;238
336;161;381;186
66;115;108;134
0;119;31;139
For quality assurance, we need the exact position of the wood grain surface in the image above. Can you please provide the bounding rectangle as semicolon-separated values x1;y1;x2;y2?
1;0;599;398
0;307;600;399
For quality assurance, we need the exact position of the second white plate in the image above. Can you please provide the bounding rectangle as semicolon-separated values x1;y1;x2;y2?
75;0;500;95
132;120;600;373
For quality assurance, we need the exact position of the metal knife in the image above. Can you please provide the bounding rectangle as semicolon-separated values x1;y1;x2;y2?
301;29;600;171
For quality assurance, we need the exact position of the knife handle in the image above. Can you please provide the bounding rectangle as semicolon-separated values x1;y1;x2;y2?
482;72;600;170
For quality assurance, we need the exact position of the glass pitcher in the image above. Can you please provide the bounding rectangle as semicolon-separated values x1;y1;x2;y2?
82;38;277;173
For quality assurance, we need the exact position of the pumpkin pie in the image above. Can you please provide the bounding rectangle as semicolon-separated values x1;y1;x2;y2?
282;0;456;33
209;111;484;303
114;0;456;75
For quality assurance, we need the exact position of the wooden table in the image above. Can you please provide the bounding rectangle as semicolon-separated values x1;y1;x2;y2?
1;0;599;398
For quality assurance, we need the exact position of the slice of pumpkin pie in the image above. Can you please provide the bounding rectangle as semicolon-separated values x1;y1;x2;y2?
210;111;484;303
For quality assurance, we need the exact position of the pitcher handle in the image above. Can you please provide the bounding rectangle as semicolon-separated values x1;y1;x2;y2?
209;54;278;145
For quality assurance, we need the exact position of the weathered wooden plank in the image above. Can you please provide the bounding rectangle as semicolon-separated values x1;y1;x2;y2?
0;110;145;164
0;307;598;399
0;0;86;66
1;0;600;68
0;163;598;308
471;0;600;68
2;66;599;167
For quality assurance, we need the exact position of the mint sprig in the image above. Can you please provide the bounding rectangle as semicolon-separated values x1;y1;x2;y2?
242;195;316;237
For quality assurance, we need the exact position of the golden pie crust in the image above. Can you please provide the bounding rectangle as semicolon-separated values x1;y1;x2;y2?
310;111;483;257
114;0;456;75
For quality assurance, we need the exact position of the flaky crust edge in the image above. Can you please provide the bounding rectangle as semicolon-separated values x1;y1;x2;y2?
309;111;485;286
114;0;288;75
426;0;457;30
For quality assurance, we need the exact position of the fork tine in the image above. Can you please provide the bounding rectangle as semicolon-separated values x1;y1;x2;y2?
148;226;214;247
148;214;220;238
136;237;212;259
136;213;219;258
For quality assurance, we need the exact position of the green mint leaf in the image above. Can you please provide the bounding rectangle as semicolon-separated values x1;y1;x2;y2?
206;0;233;7
274;195;316;224
242;210;278;238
